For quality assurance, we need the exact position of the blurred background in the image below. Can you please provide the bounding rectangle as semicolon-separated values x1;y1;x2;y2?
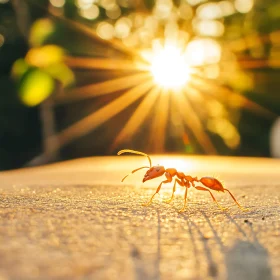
0;0;280;170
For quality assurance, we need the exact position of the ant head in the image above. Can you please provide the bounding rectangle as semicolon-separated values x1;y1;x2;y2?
118;149;165;182
143;166;165;182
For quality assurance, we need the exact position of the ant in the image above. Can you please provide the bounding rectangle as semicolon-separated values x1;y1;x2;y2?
118;149;247;212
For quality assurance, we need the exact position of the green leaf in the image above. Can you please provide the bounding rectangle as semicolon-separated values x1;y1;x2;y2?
29;18;55;47
44;62;75;87
18;69;54;106
25;45;65;68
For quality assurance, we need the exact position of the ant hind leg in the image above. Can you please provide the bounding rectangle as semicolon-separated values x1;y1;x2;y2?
195;186;228;211
224;188;249;211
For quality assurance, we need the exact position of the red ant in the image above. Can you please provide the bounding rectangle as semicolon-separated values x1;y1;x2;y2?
118;149;247;212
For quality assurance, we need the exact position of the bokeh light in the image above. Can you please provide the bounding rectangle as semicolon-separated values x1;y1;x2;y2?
234;0;254;14
194;19;225;37
114;17;132;39
49;0;65;8
79;4;99;20
106;4;121;19
96;22;114;40
75;0;96;9
197;2;223;19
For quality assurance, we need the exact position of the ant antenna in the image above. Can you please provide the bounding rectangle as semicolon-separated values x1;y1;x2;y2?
117;149;152;182
120;166;150;182
117;149;152;167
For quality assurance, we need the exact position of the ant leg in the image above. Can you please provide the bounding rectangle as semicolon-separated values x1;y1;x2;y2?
164;179;183;204
224;188;248;211
195;186;228;211
142;179;171;207
178;188;188;212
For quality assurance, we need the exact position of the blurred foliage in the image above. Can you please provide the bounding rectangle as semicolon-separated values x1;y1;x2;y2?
12;44;74;106
0;0;280;169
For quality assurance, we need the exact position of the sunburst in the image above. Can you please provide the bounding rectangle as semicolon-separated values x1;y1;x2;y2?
26;0;278;163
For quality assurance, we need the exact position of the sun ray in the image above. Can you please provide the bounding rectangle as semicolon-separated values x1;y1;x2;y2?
55;72;151;104
64;56;149;71
173;89;217;154
148;89;169;153
191;74;277;119
111;86;161;151
185;84;242;149
57;80;154;147
185;84;217;121
186;83;237;123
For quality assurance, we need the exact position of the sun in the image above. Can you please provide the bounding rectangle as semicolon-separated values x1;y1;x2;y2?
150;44;191;89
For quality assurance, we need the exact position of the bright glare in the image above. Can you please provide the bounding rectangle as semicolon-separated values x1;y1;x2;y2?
234;0;254;13
158;158;194;173
150;45;191;89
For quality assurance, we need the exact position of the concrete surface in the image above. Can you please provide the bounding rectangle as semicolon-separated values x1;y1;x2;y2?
0;155;280;280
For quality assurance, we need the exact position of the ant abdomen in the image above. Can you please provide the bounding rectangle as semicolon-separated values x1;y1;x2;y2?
200;177;224;192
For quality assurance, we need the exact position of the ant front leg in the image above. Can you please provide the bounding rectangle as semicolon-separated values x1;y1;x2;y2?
164;179;184;204
142;172;172;207
178;187;188;212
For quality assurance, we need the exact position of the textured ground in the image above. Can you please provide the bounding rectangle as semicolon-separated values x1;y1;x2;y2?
0;155;279;280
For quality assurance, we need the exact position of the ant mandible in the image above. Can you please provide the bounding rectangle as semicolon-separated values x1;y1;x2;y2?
118;149;247;212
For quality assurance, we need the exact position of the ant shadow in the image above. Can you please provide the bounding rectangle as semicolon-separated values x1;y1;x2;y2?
178;208;272;280
224;213;272;280
179;209;221;278
225;239;272;280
